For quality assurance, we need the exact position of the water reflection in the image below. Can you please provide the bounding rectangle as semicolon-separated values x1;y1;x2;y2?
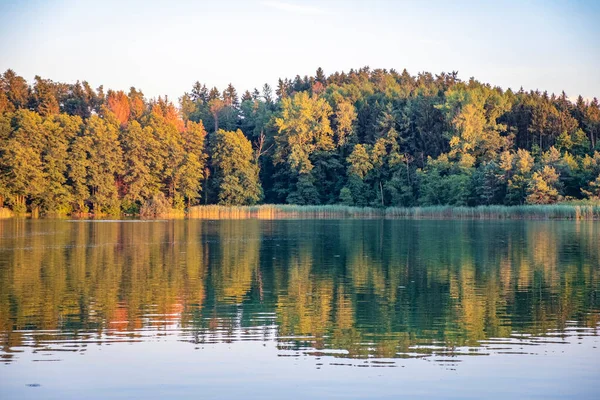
0;219;598;365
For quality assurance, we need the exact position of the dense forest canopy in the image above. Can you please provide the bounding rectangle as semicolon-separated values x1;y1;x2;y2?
0;67;599;215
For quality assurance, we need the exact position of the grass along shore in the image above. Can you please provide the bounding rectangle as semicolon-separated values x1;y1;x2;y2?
2;204;600;220
187;204;600;220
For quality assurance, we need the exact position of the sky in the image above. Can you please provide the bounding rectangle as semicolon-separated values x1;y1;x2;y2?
0;0;599;103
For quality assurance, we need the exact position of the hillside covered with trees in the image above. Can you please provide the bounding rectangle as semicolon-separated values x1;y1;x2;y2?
1;67;599;215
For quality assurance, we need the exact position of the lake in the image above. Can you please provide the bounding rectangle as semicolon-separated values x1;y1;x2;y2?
0;219;599;399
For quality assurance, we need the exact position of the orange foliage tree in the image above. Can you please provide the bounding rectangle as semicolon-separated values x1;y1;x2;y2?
107;90;130;127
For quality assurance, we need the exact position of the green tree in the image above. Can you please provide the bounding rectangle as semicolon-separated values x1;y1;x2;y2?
274;91;335;204
505;149;535;205
38;114;81;214
143;101;187;205
68;134;91;213
0;110;47;213
526;166;560;204
178;121;207;207
440;83;511;167
120;121;161;209
31;76;59;116
85;114;123;213
341;144;374;205
471;161;505;205
418;155;472;206
274;91;334;174
212;129;262;205
582;175;600;200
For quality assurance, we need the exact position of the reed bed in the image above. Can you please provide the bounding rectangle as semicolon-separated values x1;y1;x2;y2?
187;204;600;220
1;204;599;220
385;205;600;220
187;204;383;219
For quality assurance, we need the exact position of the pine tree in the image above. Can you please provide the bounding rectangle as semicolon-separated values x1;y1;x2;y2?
31;76;59;116
223;83;239;107
315;67;325;84
1;69;29;111
262;84;273;105
276;78;289;100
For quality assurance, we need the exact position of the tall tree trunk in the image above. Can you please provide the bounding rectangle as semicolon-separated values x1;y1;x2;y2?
405;154;410;186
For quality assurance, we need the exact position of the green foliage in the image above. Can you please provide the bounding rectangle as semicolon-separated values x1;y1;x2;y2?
68;134;91;213
212;129;262;205
1;111;46;212
274;91;334;174
121;120;161;204
505;149;535;205
286;173;320;205
471;161;505;205
347;144;373;179
339;187;353;206
526;166;560;204
38;114;79;214
417;155;472;206
582;175;600;200
86;115;123;213
1;67;600;214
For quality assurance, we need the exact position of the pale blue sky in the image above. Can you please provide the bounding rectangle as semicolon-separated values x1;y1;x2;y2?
0;0;598;102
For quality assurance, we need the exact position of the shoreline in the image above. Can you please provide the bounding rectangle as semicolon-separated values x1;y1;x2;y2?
186;204;600;220
4;204;600;220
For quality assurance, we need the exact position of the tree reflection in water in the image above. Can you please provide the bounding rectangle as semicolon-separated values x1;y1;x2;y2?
0;219;598;364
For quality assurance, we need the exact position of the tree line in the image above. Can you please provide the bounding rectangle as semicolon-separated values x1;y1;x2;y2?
1;67;599;215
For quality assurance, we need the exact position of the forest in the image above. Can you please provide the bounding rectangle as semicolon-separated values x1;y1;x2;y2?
0;67;599;215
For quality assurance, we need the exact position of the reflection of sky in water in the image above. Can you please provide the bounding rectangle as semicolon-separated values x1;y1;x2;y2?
0;219;599;398
4;321;598;364
2;331;598;399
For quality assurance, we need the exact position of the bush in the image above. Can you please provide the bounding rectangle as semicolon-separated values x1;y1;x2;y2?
121;200;140;215
140;193;184;219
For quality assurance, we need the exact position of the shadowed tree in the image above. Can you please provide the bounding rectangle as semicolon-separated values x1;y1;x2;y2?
31;76;59;116
1;69;30;111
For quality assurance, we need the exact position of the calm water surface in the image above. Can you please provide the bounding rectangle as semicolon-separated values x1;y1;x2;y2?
0;219;599;399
